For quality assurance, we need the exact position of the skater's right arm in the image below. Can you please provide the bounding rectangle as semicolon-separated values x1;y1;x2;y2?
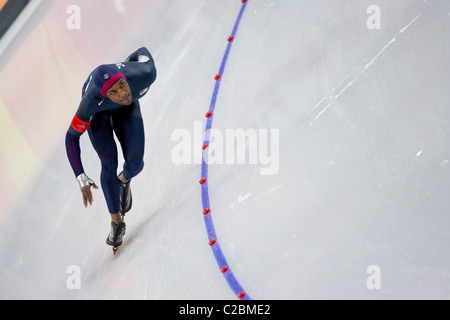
66;107;90;177
66;109;99;207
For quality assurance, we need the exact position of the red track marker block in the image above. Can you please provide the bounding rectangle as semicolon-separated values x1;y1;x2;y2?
228;35;234;42
209;238;216;246
215;74;221;81
205;111;212;118
199;177;207;185
203;208;211;215
221;265;229;273
238;291;246;299
202;143;209;150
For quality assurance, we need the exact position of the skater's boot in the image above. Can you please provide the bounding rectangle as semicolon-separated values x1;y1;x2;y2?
106;221;126;247
118;172;132;215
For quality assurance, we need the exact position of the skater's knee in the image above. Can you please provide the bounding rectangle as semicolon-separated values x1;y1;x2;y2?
100;157;118;172
123;160;144;180
130;160;144;176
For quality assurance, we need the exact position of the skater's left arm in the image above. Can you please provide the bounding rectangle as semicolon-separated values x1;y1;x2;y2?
125;47;154;64
124;47;157;86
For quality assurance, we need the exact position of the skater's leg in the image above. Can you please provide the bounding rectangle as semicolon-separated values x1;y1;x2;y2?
87;111;121;216
112;101;145;181
118;172;128;184
111;213;123;223
110;102;145;214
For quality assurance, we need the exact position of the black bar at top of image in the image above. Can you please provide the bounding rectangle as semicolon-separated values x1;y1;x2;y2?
0;0;30;39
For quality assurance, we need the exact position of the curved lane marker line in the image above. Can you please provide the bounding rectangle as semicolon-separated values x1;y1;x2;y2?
200;0;250;300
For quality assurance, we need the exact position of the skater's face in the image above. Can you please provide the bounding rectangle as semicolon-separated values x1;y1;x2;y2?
107;78;132;105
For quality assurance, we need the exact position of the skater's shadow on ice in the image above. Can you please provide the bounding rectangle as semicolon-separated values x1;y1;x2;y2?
80;204;168;293
121;201;171;253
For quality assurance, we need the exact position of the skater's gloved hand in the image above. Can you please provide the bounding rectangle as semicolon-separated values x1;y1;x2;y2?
138;55;150;63
76;173;99;208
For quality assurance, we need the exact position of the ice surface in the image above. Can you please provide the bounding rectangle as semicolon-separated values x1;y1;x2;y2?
0;0;449;299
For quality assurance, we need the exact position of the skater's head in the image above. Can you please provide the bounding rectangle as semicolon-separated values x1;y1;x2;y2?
93;64;132;105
